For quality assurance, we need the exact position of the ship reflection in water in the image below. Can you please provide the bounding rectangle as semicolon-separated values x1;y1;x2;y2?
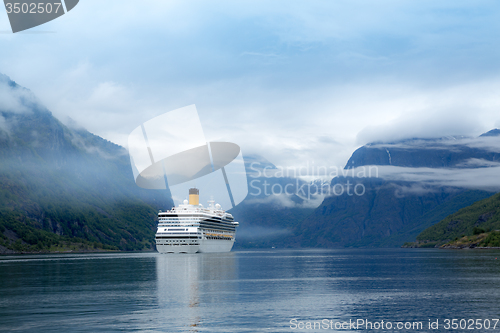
155;253;237;332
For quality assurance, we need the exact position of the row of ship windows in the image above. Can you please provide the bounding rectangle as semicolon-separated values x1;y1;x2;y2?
159;220;200;223
156;236;200;239
158;215;226;220
159;230;201;233
157;225;197;227
156;236;232;240
206;237;233;240
158;220;233;224
205;230;233;235
158;227;235;232
157;240;197;243
158;218;228;220
158;232;200;235
159;214;232;219
159;214;224;217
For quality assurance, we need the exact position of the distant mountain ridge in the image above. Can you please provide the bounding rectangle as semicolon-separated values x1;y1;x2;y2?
290;178;492;248
286;133;500;248
346;133;500;169
480;129;500;137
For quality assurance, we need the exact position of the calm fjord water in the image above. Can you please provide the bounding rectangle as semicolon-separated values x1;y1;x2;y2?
1;249;500;332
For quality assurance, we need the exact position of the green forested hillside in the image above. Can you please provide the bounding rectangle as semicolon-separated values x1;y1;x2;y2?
413;192;500;247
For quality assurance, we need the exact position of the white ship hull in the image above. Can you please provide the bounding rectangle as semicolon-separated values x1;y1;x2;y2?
155;188;238;254
156;239;235;254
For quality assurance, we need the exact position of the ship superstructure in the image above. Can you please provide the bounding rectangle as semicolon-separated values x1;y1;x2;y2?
155;188;239;253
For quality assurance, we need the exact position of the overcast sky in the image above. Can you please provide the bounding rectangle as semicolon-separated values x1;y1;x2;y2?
1;0;500;169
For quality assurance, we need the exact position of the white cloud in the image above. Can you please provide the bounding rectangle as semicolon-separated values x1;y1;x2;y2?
2;0;500;171
356;79;500;145
364;136;500;157
371;165;500;191
459;137;500;153
455;158;500;168
0;76;37;114
245;193;323;209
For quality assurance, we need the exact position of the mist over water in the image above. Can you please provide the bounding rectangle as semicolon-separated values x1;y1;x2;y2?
1;249;500;332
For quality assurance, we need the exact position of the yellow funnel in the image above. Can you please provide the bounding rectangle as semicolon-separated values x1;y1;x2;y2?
189;188;199;205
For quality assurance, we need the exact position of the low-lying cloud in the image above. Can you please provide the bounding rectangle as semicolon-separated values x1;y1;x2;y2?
245;193;324;209
236;225;291;240
0;75;37;115
372;165;500;191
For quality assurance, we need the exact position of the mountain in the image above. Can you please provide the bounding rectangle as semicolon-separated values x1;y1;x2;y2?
346;136;500;169
291;178;492;248
411;192;500;248
230;154;316;249
287;134;500;248
3;72;500;252
0;74;173;253
480;129;500;137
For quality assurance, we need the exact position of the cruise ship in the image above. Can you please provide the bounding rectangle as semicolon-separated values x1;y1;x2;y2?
155;188;239;253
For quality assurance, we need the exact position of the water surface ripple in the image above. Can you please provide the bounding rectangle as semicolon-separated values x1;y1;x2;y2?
1;249;500;332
